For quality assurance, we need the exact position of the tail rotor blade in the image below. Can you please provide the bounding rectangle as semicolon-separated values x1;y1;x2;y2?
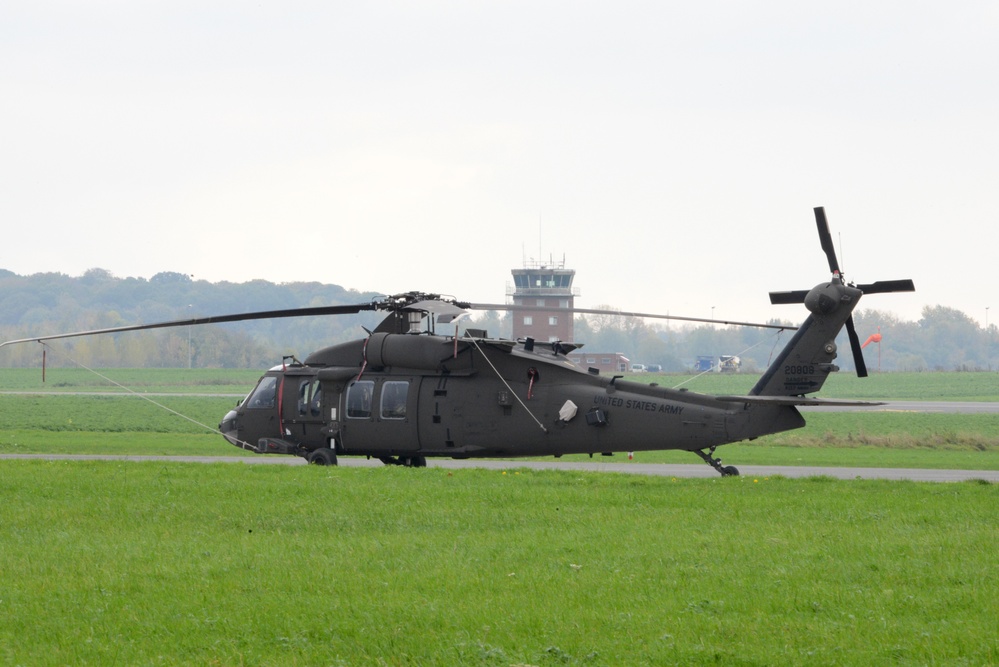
769;290;809;305
856;279;916;295
846;316;868;378
814;207;840;275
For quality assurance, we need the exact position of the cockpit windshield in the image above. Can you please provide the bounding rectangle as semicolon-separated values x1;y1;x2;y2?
245;376;278;409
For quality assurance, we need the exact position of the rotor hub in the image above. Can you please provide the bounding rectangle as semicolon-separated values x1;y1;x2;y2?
803;281;860;317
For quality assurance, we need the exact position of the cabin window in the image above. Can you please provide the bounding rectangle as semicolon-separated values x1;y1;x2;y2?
346;380;374;418
246;376;277;409
380;381;409;420
298;380;322;416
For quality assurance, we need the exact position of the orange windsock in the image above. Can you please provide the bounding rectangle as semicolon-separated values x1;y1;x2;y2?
861;332;883;349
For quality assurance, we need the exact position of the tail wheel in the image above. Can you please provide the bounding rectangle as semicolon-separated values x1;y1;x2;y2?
307;448;338;466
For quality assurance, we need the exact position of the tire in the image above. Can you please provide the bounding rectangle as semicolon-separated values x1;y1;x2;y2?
307;448;338;466
401;455;427;468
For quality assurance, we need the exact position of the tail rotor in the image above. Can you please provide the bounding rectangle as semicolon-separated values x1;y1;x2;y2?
768;207;914;377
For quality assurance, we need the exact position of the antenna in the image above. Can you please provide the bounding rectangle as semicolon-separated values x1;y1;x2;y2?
838;232;844;278
538;212;542;265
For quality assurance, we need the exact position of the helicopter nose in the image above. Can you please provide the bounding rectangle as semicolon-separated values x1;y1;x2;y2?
219;408;240;447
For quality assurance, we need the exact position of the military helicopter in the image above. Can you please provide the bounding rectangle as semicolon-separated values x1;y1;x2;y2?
2;208;913;475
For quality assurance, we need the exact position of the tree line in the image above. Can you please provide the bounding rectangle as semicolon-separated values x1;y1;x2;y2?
568;305;997;373
1;269;996;372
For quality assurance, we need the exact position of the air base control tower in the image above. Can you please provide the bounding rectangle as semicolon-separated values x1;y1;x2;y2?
508;258;579;343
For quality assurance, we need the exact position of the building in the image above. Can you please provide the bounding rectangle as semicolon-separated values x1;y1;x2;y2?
566;352;631;374
508;258;578;343
508;258;629;374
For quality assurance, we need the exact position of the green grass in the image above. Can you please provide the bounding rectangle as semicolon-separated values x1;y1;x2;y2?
1;461;994;666
0;366;260;394
2;370;996;664
0;394;236;433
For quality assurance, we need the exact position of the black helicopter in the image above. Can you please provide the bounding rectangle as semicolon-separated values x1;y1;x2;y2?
2;208;913;475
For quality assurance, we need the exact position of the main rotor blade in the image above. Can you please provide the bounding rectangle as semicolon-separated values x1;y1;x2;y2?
0;303;378;348
845;315;868;378
814;206;840;275
856;279;916;295
468;303;795;331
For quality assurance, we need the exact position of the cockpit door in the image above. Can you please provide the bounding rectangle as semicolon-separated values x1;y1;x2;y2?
280;376;326;448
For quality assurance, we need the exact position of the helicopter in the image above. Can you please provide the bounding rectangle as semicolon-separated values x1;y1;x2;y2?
2;207;913;476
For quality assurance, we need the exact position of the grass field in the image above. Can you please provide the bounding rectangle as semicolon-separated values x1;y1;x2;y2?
0;367;262;394
1;461;995;666
1;369;996;664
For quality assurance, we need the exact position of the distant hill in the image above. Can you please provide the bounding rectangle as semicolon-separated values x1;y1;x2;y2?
0;269;385;368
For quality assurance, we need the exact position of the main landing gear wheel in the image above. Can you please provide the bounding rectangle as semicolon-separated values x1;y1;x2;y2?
695;447;739;477
307;448;338;466
401;455;427;467
378;455;427;467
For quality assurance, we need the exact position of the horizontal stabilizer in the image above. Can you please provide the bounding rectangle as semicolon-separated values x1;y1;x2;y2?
715;395;885;408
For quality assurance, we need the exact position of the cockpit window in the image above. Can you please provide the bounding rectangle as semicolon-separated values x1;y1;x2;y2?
310;381;322;417
346;381;374;419
246;376;278;409
380;381;409;420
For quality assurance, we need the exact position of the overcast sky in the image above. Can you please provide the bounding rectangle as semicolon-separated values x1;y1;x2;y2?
2;2;996;328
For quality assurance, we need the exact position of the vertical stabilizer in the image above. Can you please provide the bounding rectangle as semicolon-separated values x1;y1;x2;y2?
750;281;861;397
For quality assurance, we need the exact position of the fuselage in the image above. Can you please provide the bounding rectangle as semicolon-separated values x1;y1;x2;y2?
219;332;805;460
